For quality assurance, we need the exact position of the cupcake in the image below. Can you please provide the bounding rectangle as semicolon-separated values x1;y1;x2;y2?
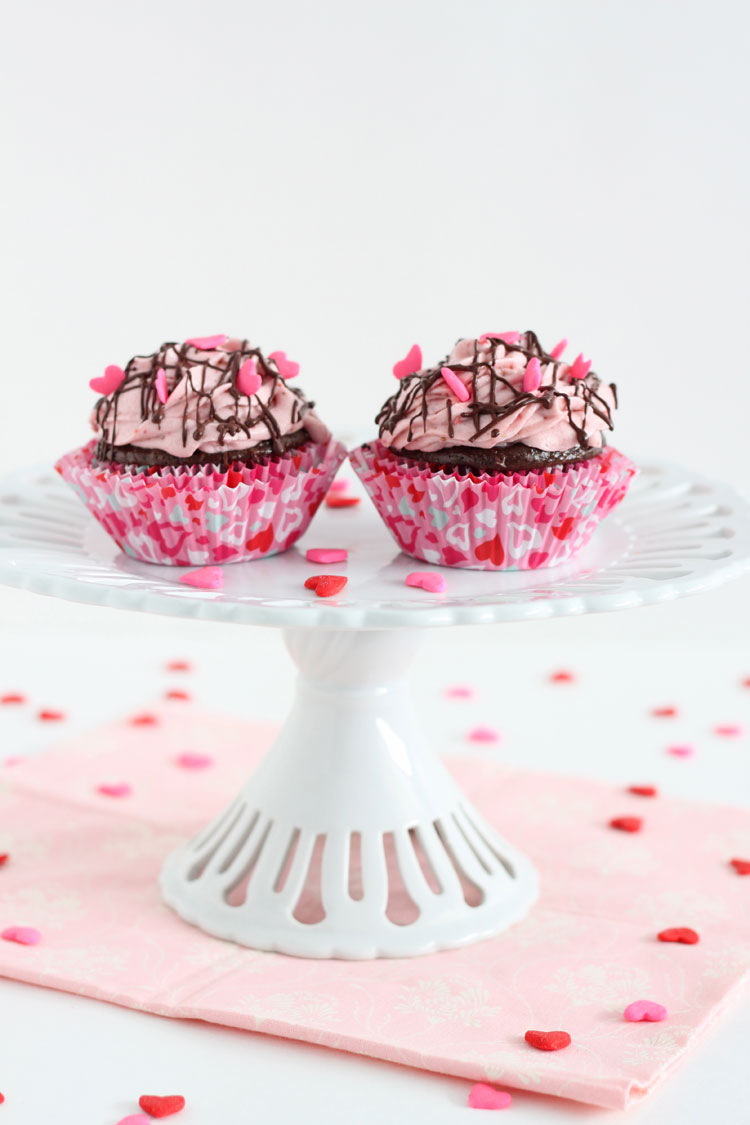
350;331;636;570
56;335;345;566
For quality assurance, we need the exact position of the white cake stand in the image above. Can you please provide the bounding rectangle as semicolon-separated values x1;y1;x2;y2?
1;461;749;959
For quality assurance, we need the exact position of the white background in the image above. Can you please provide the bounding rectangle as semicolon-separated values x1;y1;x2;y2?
1;1;749;1122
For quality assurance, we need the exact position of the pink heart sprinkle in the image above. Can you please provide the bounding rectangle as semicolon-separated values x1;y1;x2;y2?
568;353;592;380
2;926;41;946
624;1000;668;1022
306;548;348;564
237;358;262;396
481;331;521;345
406;571;447;593
393;344;423;380
268;350;300;379
468;1083;512;1110
176;752;213;770
440;367;470;402
96;783;132;798
667;744;694;758
444;685;475;699
89;364;126;395
468;725;500;744
178;567;224;590
714;723;743;737
116;1116;152;1125
549;338;568;360
186;334;228;350
155;367;168;404
523;357;542;393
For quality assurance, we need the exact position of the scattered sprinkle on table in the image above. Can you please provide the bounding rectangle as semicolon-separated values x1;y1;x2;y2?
730;857;750;875
444;685;475;700
609;816;643;833
0;854;10;867
714;723;743;737
624;1000;667;1022
117;1116;151;1125
667;744;694;758
130;714;159;727
467;1083;512;1110
96;783;132;798
524;1029;571;1051
166;661;191;673
0;1092;4;1104
306;548;348;564
627;785;658;797
658;927;699;944
176;752;213;770
37;709;65;722
549;670;575;684
0;693;25;705
325;494;360;509
405;571;446;593
138;1094;186;1117
468;725;500;744
164;690;191;701
651;705;678;718
304;575;348;598
1;925;41;946
178;566;224;590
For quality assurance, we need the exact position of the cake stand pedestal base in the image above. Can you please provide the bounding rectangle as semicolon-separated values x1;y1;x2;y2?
160;628;538;959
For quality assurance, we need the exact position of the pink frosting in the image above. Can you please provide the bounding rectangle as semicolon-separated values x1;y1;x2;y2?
91;339;329;456
379;336;617;454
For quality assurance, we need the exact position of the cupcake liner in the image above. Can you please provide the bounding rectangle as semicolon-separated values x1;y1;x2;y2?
349;441;637;571
56;439;347;566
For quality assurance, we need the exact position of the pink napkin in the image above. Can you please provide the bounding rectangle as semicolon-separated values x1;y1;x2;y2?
0;707;748;1110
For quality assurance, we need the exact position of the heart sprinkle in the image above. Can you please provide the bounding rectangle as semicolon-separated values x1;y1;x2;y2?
567;353;592;380
658;927;699;944
186;335;227;350
178;566;224;590
0;854;9;866
325;494;360;509
90;364;126;395
304;575;348;598
96;782;132;798
481;331;521;345
651;705;678;718
138;1094;186;1117
328;479;350;493
440;366;471;402
523;357;542;393
468;725;500;744
524;1029;571;1051
306;548;348;564
237;358;262;396
1;693;26;704
130;714;159;726
444;685;475;699
116;1116;151;1125
549;338;568;360
176;752;213;770
155;367;168;404
624;1000;668;1022
405;571;447;593
37;709;65;722
467;1083;512;1110
730;857;750;875
549;669;575;683
609;816;643;833
667;744;694;758
269;350;300;379
714;723;743;737
166;660;191;672
393;344;423;380
1;925;41;946
628;785;658;797
164;690;191;701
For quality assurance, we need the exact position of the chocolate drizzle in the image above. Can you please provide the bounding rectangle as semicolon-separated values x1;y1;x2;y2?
376;330;617;452
94;340;315;460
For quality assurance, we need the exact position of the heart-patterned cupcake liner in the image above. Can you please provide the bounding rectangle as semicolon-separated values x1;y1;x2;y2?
349;441;637;570
56;438;347;566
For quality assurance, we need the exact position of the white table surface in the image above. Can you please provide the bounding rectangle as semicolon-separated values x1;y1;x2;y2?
0;592;748;1124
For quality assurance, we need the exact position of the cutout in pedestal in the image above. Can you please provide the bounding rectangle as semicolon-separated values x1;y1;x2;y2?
292;834;327;924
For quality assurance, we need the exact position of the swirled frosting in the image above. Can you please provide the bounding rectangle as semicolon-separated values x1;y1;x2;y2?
92;337;330;459
377;332;617;454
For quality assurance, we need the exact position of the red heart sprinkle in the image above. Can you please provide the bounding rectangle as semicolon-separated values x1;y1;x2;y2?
304;575;348;598
166;661;191;672
628;785;658;797
37;709;65;722
1;693;25;705
138;1094;186;1118
651;705;677;718
0;1092;4;1103
730;857;750;875
130;714;159;727
658;927;699;944
524;1029;571;1051
609;816;643;833
165;690;191;701
0;854;9;867
549;670;575;683
325;494;360;508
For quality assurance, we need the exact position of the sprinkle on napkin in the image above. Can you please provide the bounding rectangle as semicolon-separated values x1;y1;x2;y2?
730;857;750;875
175;752;213;770
0;854;9;867
130;714;159;727
138;1094;186;1117
624;1000;668;1022
524;1030;571;1051
609;816;643;833
1;926;41;946
96;783;132;798
658;927;699;944
627;785;658;797
468;725;500;744
467;1083;512;1110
